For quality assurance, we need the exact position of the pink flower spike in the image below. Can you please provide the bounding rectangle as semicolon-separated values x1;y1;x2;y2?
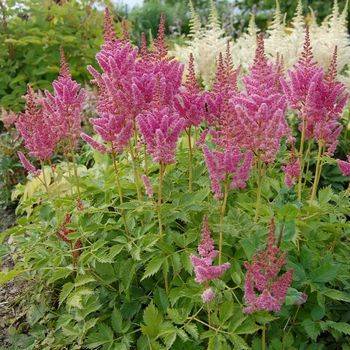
202;288;215;303
338;156;350;176
137;107;185;164
141;175;153;198
282;156;301;188
243;219;293;314
81;133;107;153
190;216;230;286
18;152;40;176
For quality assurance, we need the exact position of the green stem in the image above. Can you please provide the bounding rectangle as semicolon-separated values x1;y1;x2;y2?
297;117;307;200
262;325;266;350
254;157;263;222
40;161;49;194
187;127;193;192
143;144;149;176
129;143;142;201
310;142;324;201
111;148;130;237
219;179;229;264
302;141;312;190
157;162;165;237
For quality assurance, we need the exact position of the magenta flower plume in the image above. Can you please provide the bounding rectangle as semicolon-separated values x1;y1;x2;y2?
281;27;324;111
202;288;215;303
43;49;85;146
152;13;168;61
141;174;153;198
80;133;107;154
90;113;133;153
338;156;350;177
190;217;230;285
233;34;289;163
174;53;204;128
1;108;17;129
103;8;116;43
17;151;40;176
204;145;253;199
137;107;185;164
243;219;293;314
282;155;301;188
15;86;57;160
303;47;349;154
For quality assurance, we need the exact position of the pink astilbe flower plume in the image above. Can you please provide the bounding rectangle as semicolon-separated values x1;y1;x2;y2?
43;49;85;147
338;156;350;176
152;13;168;61
305;47;349;155
17;151;40;176
204;145;253;199
80;133;107;154
233;34;290;163
282;152;301;188
190;217;230;302
243;219;294;314
174;53;204;128
141;174;153;198
16;85;57;160
103;7;116;43
137;107;185;164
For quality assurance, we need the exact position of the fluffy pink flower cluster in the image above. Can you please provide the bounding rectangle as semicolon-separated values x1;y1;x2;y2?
141;174;153;198
16;86;57;161
190;217;230;303
243;220;293;314
86;10;185;162
282;155;301;188
203;145;253;199
1;108;17;129
43;49;85;147
338;156;350;177
174;53;204;128
16;51;85;174
282;29;349;155
137;108;185;164
233;35;290;163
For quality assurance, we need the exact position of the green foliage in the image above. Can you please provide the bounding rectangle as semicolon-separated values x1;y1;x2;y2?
2;135;350;349
0;0;104;111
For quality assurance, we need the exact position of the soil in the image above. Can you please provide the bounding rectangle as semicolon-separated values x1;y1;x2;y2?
0;206;27;349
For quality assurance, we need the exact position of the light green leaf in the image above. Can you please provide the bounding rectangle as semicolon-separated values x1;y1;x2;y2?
141;256;165;281
59;282;74;306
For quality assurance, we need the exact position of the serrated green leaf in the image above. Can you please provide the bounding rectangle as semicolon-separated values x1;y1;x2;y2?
184;323;198;340
111;308;123;334
323;289;350;303
59;282;74;306
324;321;350;335
142;256;165;281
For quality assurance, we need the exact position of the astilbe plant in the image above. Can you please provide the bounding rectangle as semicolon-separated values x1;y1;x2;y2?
282;30;349;200
43;49;85;149
244;219;293;314
234;34;290;164
190;216;230;303
338;156;350;177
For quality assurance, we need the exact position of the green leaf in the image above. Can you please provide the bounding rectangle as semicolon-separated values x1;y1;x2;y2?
59;282;74;306
47;267;73;284
141;256;165;281
0;268;23;284
184;323;198;340
311;262;338;283
141;303;163;339
323;321;350;335
111;308;123;334
75;274;95;287
318;186;333;204
230;335;249;349
301;319;321;341
323;289;350;303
